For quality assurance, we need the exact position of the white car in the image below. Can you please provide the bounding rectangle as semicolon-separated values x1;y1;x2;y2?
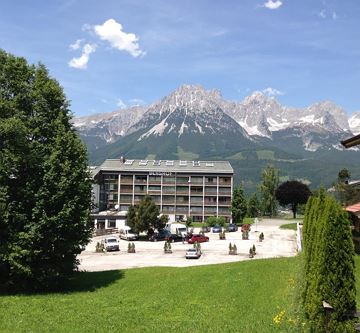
185;248;202;259
119;227;138;241
103;237;120;252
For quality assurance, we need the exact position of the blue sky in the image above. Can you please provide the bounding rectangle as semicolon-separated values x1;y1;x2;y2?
1;0;360;116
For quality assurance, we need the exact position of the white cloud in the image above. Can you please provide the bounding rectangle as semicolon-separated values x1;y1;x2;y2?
262;87;284;97
69;39;83;50
319;9;326;19
116;98;127;109
263;0;283;10
82;23;92;32
93;19;145;57
68;43;97;70
129;98;145;106
318;9;338;20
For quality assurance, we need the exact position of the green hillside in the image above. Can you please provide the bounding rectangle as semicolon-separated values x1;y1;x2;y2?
85;129;360;193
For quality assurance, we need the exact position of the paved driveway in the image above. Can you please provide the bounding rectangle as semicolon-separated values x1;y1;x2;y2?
78;219;298;271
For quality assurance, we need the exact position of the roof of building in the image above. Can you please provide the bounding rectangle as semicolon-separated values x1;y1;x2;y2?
345;202;360;213
341;134;360;148
94;159;233;175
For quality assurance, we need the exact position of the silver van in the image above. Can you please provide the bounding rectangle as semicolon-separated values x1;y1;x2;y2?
119;226;138;240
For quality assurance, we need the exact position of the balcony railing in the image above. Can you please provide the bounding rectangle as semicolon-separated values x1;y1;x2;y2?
204;201;217;206
120;179;133;185
175;207;188;213
218;189;231;195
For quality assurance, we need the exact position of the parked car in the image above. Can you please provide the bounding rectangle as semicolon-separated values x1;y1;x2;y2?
227;223;238;232
102;237;120;251
201;225;211;233
185;248;202;259
119;226;138;241
165;222;188;238
212;225;222;233
149;229;174;242
188;234;209;244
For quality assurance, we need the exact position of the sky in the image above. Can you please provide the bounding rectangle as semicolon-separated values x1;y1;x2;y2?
1;0;360;117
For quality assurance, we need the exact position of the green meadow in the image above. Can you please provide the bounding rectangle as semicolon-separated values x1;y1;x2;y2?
1;256;360;333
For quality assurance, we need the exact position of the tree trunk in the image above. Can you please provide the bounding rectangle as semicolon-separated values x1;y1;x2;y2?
292;203;297;219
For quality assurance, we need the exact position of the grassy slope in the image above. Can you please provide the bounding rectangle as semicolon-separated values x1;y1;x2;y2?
2;255;360;332
0;258;297;333
279;223;298;230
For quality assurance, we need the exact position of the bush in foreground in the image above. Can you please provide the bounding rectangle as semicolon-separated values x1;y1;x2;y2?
302;192;356;332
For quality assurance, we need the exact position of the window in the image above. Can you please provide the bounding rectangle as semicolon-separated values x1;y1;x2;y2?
206;162;214;167
107;219;116;228
166;160;174;166
153;160;161;166
148;185;161;191
139;160;148;166
149;175;161;183
124;160;134;165
179;160;187;166
192;161;200;167
176;177;189;183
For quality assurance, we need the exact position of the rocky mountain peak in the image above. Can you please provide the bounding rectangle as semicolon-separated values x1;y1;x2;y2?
157;84;224;115
306;101;350;132
73;84;357;154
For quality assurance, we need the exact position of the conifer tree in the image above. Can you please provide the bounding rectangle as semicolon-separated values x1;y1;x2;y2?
258;165;279;217
302;191;356;332
126;205;138;232
247;192;260;218
231;185;247;224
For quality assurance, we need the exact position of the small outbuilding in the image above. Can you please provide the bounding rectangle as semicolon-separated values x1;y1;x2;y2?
345;202;360;253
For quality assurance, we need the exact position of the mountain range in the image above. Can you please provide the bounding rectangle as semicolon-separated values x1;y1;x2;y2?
74;84;360;192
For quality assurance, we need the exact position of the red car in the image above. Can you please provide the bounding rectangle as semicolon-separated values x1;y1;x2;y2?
188;234;209;244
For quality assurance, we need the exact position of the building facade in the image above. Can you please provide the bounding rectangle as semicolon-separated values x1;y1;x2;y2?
93;158;233;225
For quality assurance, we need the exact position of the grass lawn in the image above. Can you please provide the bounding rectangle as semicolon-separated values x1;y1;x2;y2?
0;258;298;333
3;255;360;332
243;217;254;224
191;218;254;228
279;223;298;231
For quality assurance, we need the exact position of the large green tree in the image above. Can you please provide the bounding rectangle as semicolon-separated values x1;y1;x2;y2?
0;50;93;290
231;186;247;224
334;168;360;206
258;165;279;217
126;196;161;233
247;193;260;218
275;180;311;218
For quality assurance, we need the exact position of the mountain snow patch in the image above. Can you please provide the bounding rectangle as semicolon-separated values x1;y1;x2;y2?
179;121;188;137
267;117;290;131
195;121;204;134
138;119;168;141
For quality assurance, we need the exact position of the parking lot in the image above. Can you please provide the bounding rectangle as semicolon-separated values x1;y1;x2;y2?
78;219;298;271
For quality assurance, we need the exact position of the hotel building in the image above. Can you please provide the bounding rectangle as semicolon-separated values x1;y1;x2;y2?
92;158;233;228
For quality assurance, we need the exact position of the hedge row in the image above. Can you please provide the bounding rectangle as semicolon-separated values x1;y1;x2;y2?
302;189;356;332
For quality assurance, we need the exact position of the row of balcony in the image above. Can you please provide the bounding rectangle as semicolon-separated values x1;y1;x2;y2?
119;177;231;185
118;197;231;204
117;188;231;195
161;208;230;215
